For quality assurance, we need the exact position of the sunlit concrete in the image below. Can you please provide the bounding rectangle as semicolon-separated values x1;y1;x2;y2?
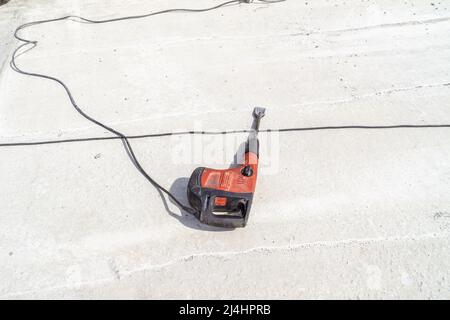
0;0;449;299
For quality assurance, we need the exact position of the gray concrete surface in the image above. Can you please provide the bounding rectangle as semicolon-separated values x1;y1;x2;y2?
1;0;450;299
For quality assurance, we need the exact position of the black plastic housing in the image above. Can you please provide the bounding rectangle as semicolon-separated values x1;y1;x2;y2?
187;167;254;228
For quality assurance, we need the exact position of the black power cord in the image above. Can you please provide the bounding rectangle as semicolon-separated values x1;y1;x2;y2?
1;124;450;148
6;0;450;214
9;0;286;214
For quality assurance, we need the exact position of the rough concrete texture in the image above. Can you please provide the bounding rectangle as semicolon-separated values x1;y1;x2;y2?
1;0;450;299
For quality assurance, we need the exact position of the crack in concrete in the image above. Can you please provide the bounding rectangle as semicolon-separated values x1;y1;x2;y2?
283;81;450;109
291;16;450;37
1;232;447;298
2;81;449;142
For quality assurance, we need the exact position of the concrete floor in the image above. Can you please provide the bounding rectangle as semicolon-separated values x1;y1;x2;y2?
1;0;450;299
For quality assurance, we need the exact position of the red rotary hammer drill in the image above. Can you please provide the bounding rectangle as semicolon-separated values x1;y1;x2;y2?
187;107;265;228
